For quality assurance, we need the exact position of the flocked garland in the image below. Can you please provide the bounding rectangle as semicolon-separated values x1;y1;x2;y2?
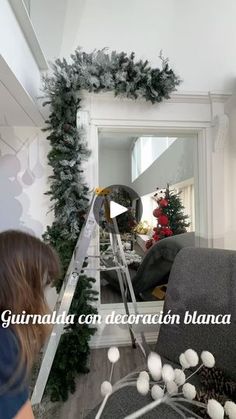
42;48;181;401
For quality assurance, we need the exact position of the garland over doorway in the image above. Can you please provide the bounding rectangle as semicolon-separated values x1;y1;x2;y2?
42;48;180;401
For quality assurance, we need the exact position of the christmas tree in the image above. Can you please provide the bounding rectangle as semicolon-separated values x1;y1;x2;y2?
146;185;190;249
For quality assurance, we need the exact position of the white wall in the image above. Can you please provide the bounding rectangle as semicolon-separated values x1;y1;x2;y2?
48;0;236;93
99;146;131;187
0;126;58;307
30;0;68;62
0;126;52;236
132;137;195;197
225;104;236;250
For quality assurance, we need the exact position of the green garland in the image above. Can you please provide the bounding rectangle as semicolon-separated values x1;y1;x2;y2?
42;48;180;401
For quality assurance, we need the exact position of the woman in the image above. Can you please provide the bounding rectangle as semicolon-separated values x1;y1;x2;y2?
0;230;60;419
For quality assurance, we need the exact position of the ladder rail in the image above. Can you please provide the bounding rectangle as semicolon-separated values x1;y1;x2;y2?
31;192;148;405
31;196;97;405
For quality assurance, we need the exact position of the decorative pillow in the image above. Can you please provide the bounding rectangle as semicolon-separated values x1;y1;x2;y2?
132;232;195;296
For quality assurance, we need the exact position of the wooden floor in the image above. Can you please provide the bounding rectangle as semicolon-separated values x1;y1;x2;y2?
58;346;146;419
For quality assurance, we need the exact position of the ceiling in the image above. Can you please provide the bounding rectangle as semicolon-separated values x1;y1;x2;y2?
98;130;136;150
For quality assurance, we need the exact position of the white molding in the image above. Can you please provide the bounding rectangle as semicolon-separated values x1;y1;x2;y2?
90;331;158;348
212;114;229;152
0;55;44;126
8;0;48;71
90;303;163;348
81;90;232;105
81;92;228;347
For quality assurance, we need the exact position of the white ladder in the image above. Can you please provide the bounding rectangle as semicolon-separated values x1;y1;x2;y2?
31;192;148;405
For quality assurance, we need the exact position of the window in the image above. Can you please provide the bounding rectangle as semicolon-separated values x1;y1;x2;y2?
170;179;195;232
131;136;177;181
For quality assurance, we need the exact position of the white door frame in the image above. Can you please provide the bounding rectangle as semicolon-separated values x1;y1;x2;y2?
79;91;230;347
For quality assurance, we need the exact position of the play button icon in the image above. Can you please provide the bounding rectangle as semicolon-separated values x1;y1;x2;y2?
93;184;143;234
110;201;128;218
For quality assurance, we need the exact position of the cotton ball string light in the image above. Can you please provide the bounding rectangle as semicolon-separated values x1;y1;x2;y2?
101;381;112;397
179;353;191;369
207;399;224;419
151;385;164;400
174;369;186;386
136;376;149;396
147;352;162;380
139;371;150;382
224;401;236;419
107;346;120;363
183;383;196;400
201;351;215;368
162;364;175;383
166;381;178;395
184;349;199;367
98;346;228;419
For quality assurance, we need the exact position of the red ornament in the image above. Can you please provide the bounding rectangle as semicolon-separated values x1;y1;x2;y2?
158;214;169;226
159;199;168;207
145;239;153;249
153;207;163;218
162;227;173;237
153;233;159;242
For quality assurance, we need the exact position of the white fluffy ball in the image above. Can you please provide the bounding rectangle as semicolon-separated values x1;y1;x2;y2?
151;384;164;400
166;381;178;395
183;383;196;400
174;369;186;386
101;381;112;397
224;401;236;419
107;347;120;363
137;377;149;396
201;351;215;368
162;364;175;383
184;349;199;367
139;371;150;381
207;399;224;419
147;352;162;380
179;353;191;369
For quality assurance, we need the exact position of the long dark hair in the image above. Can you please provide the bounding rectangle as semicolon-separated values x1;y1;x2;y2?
0;230;60;378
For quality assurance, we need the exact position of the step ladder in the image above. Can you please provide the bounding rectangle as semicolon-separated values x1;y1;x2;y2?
31;190;148;405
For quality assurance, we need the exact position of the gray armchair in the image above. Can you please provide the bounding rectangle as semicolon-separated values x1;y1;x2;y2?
86;247;236;418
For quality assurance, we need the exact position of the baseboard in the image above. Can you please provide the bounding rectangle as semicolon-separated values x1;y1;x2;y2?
90;331;158;348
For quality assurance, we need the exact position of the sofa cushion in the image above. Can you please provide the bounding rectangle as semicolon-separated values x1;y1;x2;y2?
132;232;195;295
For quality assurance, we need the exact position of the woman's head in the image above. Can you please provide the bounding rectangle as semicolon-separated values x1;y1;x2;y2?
0;230;60;374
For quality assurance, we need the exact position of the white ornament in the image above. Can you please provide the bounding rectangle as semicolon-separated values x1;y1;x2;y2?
179;353;191;369
147;352;162;380
166;381;178;395
137;377;149;396
183;383;196;400
201;351;215;368
162;364;175;383
151;385;164;400
224;401;236;419
108;347;120;363
184;349;199;367
207;399;224;419
174;369;186;386
139;371;150;381
101;381;112;397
